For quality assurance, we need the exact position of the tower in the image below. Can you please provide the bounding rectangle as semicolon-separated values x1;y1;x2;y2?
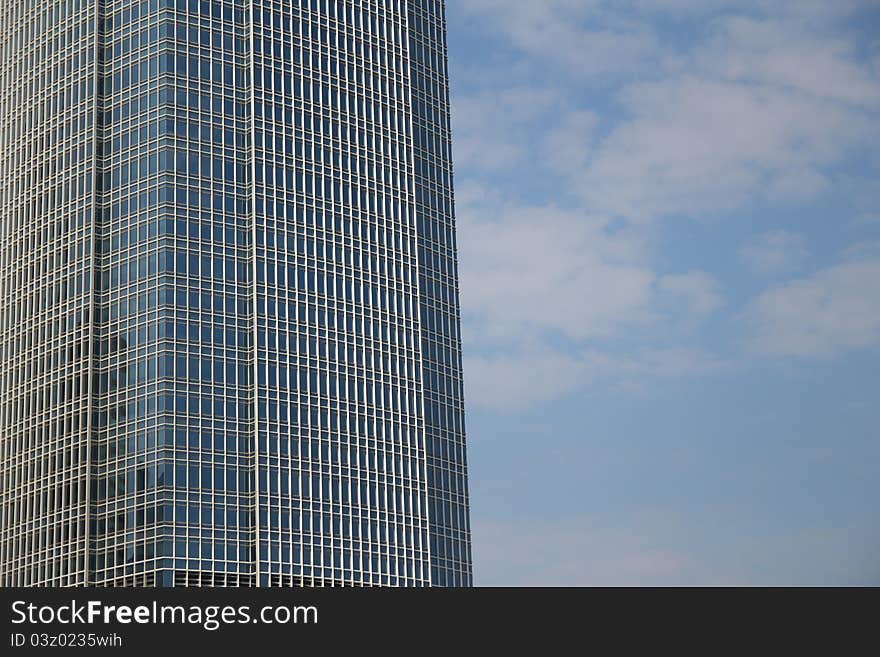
0;0;471;587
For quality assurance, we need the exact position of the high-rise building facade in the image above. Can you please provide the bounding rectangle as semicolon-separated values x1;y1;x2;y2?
0;0;471;587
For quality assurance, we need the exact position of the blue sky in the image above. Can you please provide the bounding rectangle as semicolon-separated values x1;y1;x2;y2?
445;0;880;585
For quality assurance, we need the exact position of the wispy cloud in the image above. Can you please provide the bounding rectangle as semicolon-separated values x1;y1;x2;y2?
458;0;661;80
457;198;655;344
453;87;564;173
449;0;880;587
456;195;726;409
657;272;724;324
465;347;589;410
744;252;880;357
739;231;810;276
581;67;872;219
451;0;880;408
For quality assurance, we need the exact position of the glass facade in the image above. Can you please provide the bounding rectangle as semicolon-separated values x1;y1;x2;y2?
0;0;471;587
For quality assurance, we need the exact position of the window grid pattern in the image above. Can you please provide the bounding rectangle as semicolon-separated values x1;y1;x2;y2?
0;0;98;587
1;0;471;588
252;0;431;587
408;0;472;586
91;0;257;587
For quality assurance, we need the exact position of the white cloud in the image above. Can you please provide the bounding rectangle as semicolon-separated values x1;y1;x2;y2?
457;199;655;343
456;187;727;409
449;0;880;407
764;168;829;203
580;73;872;220
541;109;600;173
632;0;875;20
703;16;880;108
519;10;880;221
658;272;724;321
464;348;587;410
744;254;880;357
448;0;880;588
582;346;730;379
464;344;731;409
457;0;660;79
842;240;880;259
452;87;562;173
739;231;809;275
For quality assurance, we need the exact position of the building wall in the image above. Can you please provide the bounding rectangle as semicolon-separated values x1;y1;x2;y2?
0;0;470;587
91;0;257;587
251;0;433;587
0;0;99;587
408;0;472;587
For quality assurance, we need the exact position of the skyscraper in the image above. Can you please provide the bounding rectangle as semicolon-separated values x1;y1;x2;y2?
0;0;471;587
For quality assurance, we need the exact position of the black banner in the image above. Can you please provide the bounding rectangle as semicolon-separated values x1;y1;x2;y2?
0;587;871;652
